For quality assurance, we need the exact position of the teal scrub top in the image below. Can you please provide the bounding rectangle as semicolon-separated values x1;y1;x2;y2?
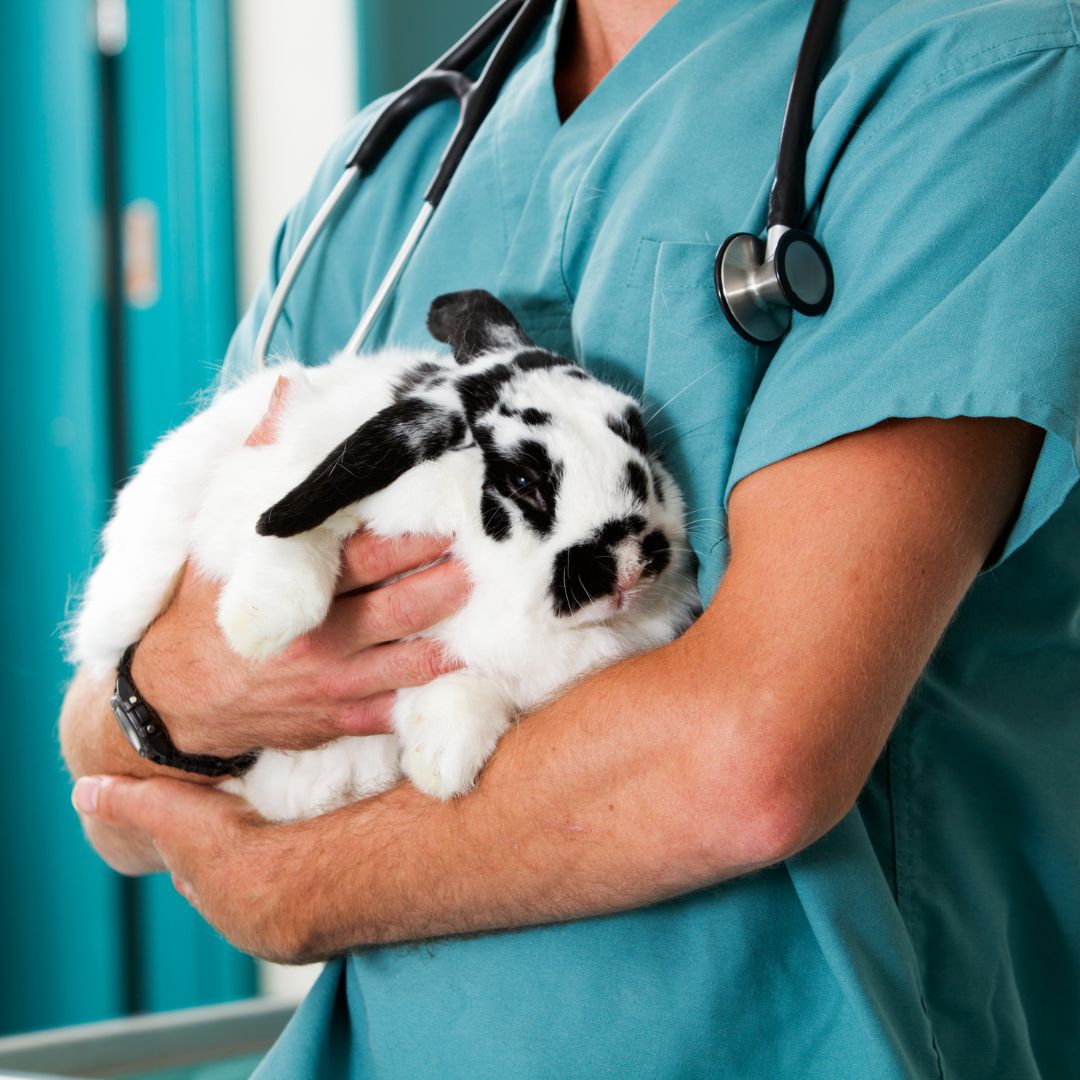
229;0;1080;1075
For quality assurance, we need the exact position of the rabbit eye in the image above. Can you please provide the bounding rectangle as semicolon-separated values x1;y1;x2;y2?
485;439;560;537
498;464;547;512
516;484;548;513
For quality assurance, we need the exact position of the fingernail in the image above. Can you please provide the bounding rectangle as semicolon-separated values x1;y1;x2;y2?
72;777;101;814
172;875;195;902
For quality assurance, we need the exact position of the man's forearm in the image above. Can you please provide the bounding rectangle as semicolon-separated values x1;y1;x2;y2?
286;616;814;958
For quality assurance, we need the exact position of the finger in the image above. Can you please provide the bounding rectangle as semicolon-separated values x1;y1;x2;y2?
72;775;240;843
330;559;470;648
354;639;460;691
337;530;453;594
319;638;461;707
334;692;396;736
172;874;199;905
245;375;291;447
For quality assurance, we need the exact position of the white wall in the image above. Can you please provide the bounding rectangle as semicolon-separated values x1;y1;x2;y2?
230;0;360;313
229;0;360;1000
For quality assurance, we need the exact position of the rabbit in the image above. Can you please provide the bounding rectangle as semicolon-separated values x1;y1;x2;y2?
70;290;699;822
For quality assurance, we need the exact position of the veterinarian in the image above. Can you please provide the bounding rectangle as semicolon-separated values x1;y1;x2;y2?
61;0;1080;1075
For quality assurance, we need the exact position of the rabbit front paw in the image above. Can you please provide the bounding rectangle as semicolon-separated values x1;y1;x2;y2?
217;558;333;660
395;673;512;800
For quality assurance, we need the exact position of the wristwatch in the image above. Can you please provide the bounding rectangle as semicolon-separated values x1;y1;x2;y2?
111;643;258;778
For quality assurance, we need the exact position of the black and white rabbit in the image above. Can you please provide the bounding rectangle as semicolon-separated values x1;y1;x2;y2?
71;291;699;821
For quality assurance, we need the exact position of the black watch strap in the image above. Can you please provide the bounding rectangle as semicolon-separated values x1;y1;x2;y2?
112;643;258;779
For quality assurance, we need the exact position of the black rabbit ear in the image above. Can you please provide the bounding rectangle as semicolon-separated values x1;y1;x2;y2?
256;398;466;538
427;290;532;365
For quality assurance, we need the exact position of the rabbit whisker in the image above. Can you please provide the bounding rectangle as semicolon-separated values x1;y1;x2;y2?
645;363;723;425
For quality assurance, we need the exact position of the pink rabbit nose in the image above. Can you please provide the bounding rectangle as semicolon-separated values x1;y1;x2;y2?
618;564;644;593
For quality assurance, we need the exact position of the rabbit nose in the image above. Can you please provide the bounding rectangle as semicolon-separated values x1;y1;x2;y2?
617;563;643;593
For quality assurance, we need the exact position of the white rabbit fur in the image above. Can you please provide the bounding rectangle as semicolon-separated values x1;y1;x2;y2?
70;291;698;822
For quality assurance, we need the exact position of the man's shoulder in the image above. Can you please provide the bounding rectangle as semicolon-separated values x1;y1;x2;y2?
836;0;1079;101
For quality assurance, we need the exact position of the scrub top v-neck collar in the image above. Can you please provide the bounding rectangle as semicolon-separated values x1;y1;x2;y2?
490;0;748;299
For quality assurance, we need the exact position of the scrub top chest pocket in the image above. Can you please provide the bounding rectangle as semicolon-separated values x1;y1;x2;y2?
583;238;765;603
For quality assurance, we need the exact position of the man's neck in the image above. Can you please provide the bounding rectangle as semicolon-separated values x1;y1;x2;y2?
554;0;679;119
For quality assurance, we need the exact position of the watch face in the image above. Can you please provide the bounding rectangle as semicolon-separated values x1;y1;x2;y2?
111;693;145;754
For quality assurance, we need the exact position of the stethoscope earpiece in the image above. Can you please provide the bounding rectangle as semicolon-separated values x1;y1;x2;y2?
714;227;834;347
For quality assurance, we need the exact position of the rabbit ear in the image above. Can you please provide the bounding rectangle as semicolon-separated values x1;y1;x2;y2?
427;290;532;365
256;398;466;537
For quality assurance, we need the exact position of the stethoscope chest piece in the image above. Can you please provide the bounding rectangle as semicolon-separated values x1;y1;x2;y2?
714;227;834;346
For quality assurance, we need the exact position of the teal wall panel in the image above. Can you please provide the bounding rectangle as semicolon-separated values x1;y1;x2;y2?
358;0;494;103
0;1;124;1034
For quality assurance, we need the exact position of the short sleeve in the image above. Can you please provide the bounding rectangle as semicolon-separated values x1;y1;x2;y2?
725;40;1080;567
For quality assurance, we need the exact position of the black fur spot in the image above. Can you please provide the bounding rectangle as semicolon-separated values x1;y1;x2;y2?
472;423;497;454
480;490;512;542
457;364;514;422
625;461;649;504
550;515;648;616
551;541;618;617
650;463;666;505
519;407;551;426
598;515;647;547
641;529;671;577
566;368;590;380
496;404;552;426
607;405;649;456
514;349;574;374
427;291;530;364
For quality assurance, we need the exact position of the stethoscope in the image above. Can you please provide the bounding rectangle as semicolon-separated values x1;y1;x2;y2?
252;0;842;370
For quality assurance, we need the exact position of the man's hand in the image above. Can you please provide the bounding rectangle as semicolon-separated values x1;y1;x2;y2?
132;532;468;756
71;774;310;963
68;415;1045;961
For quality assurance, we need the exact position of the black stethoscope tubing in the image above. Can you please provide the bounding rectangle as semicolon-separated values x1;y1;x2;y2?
768;0;842;232
347;0;545;208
